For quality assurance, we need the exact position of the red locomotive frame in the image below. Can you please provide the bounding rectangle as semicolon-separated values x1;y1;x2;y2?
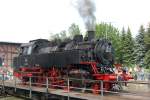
14;61;133;94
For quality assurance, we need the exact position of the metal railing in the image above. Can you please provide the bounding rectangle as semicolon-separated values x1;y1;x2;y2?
0;74;150;100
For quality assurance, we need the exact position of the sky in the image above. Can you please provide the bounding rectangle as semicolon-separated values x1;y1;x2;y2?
0;0;150;43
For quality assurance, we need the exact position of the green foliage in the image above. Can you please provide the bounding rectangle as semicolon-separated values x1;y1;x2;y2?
126;28;135;65
49;30;70;45
144;23;150;68
49;33;61;44
134;25;146;66
95;23;107;38
144;34;150;49
49;23;81;43
68;23;81;39
144;23;150;50
120;27;135;66
144;50;150;69
119;27;126;64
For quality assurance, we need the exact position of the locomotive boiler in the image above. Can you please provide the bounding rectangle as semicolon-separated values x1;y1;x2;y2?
13;31;130;92
14;31;114;69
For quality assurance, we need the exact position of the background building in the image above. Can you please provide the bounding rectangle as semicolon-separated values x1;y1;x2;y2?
0;42;21;67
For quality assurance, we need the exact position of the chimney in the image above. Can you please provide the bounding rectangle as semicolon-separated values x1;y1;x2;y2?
87;31;95;41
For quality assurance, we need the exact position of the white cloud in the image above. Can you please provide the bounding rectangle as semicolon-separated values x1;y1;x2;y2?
0;0;150;42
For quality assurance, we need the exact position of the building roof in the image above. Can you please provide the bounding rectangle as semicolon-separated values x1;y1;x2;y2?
0;41;21;46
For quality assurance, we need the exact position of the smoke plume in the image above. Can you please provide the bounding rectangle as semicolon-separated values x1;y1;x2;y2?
76;0;96;31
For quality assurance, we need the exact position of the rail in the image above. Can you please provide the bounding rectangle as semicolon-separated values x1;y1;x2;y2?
0;74;150;100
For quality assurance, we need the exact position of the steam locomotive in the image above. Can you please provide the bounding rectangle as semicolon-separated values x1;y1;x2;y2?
13;31;130;92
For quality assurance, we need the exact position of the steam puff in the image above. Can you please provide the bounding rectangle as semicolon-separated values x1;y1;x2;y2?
76;0;96;31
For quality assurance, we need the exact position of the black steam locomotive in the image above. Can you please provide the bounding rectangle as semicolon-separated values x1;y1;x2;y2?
13;31;120;91
13;31;114;70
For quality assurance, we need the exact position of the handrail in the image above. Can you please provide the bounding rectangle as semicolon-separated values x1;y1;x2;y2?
0;73;150;100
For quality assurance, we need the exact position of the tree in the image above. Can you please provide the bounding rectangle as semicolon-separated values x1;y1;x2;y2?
95;22;108;38
68;23;81;39
120;27;135;66
144;50;150;69
50;33;60;40
134;25;146;66
144;23;150;68
144;23;150;50
49;30;68;43
50;33;61;45
125;27;135;65
120;27;126;64
59;30;67;41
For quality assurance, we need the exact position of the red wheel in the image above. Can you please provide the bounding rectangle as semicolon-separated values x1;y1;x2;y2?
35;68;45;87
48;67;61;88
